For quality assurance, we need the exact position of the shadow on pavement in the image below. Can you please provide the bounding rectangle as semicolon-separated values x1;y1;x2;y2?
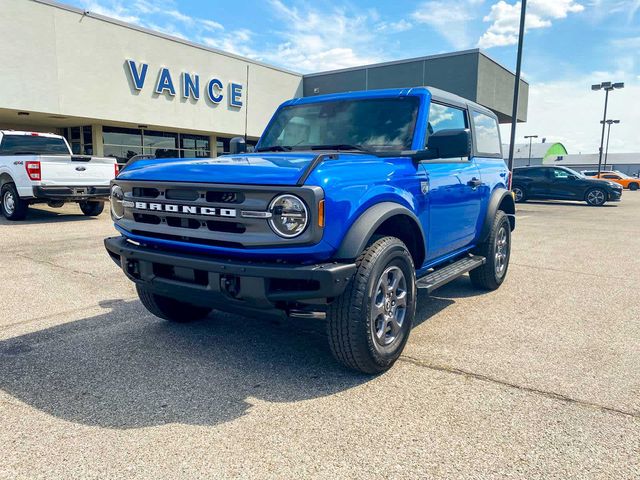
0;206;104;225
0;299;367;429
0;277;470;430
523;200;617;208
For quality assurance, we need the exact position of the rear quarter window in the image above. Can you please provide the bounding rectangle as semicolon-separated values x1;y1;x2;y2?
472;111;501;157
0;135;70;155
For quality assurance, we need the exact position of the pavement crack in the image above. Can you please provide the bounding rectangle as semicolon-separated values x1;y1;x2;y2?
14;253;98;279
399;355;639;419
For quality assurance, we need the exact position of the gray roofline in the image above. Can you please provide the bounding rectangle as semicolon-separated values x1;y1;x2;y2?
303;48;529;86
32;0;303;77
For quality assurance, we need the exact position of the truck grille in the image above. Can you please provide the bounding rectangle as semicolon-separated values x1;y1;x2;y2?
114;180;323;249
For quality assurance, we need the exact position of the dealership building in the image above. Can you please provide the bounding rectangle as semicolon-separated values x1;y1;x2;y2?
1;0;528;163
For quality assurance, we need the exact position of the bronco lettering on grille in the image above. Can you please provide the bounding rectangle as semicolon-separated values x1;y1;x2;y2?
124;200;236;218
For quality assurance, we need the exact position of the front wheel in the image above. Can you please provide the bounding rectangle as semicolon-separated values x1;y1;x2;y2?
136;284;212;323
1;183;29;220
79;200;105;216
585;188;607;206
327;236;417;374
470;210;511;290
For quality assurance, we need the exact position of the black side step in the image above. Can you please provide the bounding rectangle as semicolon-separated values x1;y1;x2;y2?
416;255;486;293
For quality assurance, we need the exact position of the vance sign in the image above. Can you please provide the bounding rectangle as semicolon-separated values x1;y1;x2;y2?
126;60;243;109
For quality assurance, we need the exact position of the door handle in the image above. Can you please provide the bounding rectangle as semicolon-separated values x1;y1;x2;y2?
467;177;483;188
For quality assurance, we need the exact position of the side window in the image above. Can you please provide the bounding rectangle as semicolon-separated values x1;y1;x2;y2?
426;103;467;142
527;168;547;179
603;174;619;179
472;111;501;156
553;169;570;179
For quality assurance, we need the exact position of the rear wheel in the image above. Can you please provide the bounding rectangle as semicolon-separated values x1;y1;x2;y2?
1;183;29;220
327;236;416;374
79;200;104;216
470;210;511;290
136;284;212;323
512;185;526;203
585;188;607;206
629;182;639;191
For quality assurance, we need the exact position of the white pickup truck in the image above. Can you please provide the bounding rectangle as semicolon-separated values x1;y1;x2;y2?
0;130;117;220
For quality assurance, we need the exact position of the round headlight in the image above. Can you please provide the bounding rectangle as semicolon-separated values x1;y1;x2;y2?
268;194;309;238
110;185;125;220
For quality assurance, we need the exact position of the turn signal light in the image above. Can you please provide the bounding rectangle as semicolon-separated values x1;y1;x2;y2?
25;161;41;181
318;199;325;228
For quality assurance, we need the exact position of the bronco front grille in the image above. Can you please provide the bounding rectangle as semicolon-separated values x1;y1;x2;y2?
115;180;324;249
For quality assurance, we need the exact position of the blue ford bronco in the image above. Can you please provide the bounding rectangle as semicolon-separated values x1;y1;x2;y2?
105;87;515;374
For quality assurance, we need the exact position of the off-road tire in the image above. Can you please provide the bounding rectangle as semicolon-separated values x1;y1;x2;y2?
79;200;105;216
512;185;526;203
327;236;417;374
1;183;29;220
629;182;639;191
136;284;212;323
585;188;607;206
470;210;511;290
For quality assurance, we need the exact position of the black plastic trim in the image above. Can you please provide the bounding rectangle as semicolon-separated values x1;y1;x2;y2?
334;202;426;261
105;236;356;307
32;186;110;199
479;188;516;242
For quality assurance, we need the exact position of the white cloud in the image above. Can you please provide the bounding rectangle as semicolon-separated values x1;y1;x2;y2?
375;19;413;33
260;0;382;72
412;1;484;50
479;0;584;49
82;0;140;23
500;73;638;154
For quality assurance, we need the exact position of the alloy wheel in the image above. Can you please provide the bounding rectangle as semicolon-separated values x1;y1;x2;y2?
371;266;407;347
495;226;508;277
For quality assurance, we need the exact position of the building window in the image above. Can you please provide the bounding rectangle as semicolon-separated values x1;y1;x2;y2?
103;126;211;163
63;126;93;155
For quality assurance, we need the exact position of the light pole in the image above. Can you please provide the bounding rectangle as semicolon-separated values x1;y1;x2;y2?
600;119;620;171
507;0;527;181
592;82;624;175
524;134;538;166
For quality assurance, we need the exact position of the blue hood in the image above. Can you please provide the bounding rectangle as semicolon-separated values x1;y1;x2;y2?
117;153;319;185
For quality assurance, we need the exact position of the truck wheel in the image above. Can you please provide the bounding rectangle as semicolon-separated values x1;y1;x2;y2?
79;200;105;216
629;182;639;191
512;185;526;203
585;188;607;206
136;284;212;323
1;183;29;220
470;210;511;290
327;236;416;374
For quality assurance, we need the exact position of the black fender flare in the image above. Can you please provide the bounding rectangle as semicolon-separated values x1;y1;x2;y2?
479;188;516;243
334;202;426;261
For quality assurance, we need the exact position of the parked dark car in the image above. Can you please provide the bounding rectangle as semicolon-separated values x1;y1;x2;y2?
512;166;623;206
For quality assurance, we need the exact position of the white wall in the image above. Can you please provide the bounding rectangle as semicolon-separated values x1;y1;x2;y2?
0;0;303;138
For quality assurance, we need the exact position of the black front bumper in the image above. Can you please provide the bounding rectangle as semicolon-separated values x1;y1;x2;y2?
104;236;356;309
33;186;110;200
609;189;623;201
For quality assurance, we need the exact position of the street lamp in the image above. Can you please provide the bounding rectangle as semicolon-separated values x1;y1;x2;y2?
600;119;620;171
592;81;624;175
524;134;538;166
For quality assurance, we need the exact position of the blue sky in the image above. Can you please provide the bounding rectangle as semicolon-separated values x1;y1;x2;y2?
68;0;640;153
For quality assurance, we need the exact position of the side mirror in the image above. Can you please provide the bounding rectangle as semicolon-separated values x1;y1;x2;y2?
425;128;471;159
230;136;247;155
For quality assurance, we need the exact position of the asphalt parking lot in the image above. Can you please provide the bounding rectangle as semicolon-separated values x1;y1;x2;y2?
1;194;639;479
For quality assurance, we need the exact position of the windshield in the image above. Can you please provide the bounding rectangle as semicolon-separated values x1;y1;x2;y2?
563;167;585;178
0;135;70;156
257;97;419;153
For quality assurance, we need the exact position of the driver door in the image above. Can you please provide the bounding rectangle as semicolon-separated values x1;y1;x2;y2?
548;168;580;199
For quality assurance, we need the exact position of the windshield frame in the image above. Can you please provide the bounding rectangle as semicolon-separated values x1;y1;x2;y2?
256;96;421;155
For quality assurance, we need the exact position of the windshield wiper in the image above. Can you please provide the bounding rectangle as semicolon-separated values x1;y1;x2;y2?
308;144;375;154
255;145;293;152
